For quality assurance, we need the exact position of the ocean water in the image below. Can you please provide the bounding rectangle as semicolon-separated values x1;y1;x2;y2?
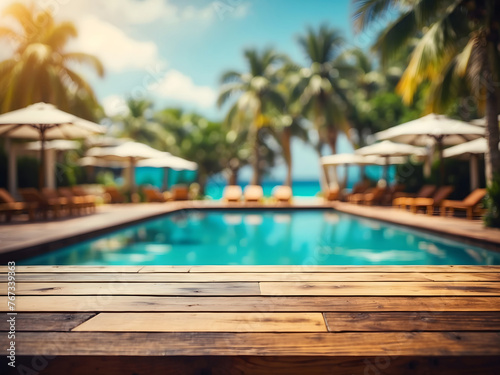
21;209;500;266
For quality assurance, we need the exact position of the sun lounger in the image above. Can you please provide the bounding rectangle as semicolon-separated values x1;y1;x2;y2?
223;185;242;202
393;185;436;208
381;183;406;205
273;185;292;203
57;187;88;215
42;188;73;215
407;186;454;215
171;185;189;201
143;186;168;202
244;185;264;203
344;181;371;202
19;188;65;219
104;186;126;203
71;186;97;212
440;188;487;219
0;188;37;222
324;184;340;201
349;186;386;205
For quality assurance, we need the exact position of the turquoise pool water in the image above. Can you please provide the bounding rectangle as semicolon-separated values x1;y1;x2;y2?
21;209;500;266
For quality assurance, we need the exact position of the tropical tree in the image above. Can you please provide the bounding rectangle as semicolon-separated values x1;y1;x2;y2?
352;0;500;185
155;108;252;195
217;48;287;185
291;24;351;156
0;2;104;119
113;98;170;151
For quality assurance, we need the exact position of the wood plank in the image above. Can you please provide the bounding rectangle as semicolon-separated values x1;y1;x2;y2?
7;282;260;296
187;265;500;273
260;281;500;296
9;272;500;283
324;312;500;332
7;356;500;375
3;331;500;356
0;266;145;273
2;265;499;273
6;356;500;375
0;313;95;332
72;312;327;332
3;296;500;312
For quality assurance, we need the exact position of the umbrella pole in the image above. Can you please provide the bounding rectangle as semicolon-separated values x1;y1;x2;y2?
384;156;389;183
39;127;46;190
438;138;444;187
162;167;169;191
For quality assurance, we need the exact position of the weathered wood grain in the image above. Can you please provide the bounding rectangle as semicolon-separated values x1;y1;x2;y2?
2;296;500;312
186;265;500;273
72;312;327;332
3;331;500;356
0;313;95;332
260;281;500;296
6;282;260;296
324;312;500;332
6;272;500;283
6;356;500;375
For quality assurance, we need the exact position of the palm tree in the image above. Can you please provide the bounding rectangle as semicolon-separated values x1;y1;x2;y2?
352;0;500;185
218;48;286;185
0;2;104;120
114;98;170;151
292;24;351;156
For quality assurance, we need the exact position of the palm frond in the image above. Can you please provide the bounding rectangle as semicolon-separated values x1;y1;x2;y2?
220;70;242;84
45;22;78;51
62;52;105;77
351;0;400;33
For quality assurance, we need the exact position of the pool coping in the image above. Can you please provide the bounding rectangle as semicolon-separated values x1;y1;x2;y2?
1;200;500;263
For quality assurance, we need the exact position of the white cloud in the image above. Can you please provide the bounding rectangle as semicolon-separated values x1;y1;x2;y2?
102;95;129;117
72;16;160;72
150;70;217;109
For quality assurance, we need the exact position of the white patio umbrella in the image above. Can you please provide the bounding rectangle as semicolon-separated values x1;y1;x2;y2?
376;113;485;185
443;138;500;191
86;141;168;193
355;140;426;181
137;153;197;191
321;153;406;189
469;115;500;127
24;139;80;151
0;102;105;190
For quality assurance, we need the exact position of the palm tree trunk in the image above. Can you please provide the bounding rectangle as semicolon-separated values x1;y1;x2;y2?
282;126;292;186
326;125;339;186
251;128;262;186
485;0;500;185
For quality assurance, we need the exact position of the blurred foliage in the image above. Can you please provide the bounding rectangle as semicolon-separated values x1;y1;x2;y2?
484;174;500;228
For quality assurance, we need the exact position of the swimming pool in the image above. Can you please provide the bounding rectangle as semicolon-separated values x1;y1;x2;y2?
21;209;500;266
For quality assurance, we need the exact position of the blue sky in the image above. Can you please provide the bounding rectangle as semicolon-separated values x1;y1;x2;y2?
0;0;379;181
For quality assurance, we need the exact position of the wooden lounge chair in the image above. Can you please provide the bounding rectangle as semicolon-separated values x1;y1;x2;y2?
349;186;386;205
273;185;292;203
42;188;73;216
223;185;242;202
440;188;487;219
71;186;97;212
57;188;88;215
0;188;37;222
343;180;371;202
244;185;264;203
393;185;436;209
324;183;340;201
407;186;454;215
381;183;406;205
19;188;65;219
171;185;189;201
104;186;126;204
143;186;168;202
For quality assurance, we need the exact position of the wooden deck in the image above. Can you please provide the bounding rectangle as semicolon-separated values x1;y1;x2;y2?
1;265;500;374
